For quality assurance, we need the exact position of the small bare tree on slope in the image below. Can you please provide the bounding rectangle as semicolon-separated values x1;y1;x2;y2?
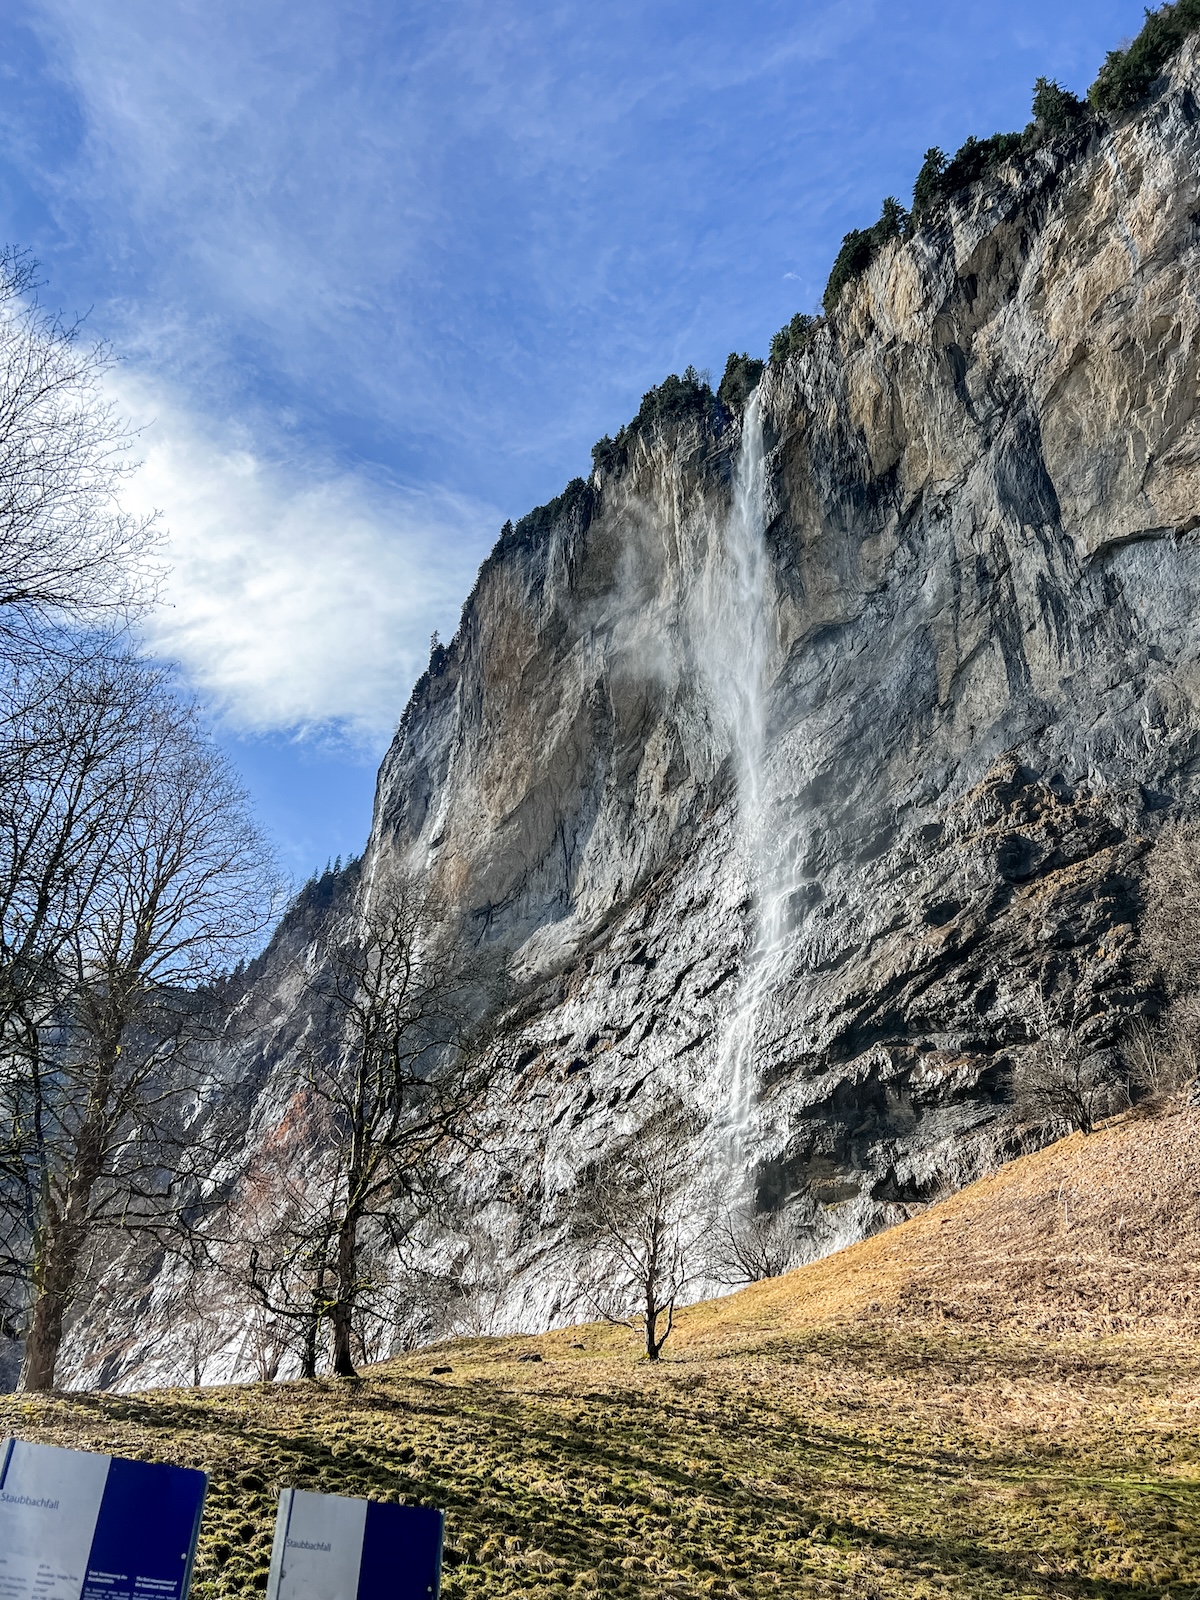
568;1100;706;1361
705;1192;817;1287
1013;985;1124;1137
1129;821;1200;1099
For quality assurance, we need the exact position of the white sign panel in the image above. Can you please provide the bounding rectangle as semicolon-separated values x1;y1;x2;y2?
0;1439;207;1600
268;1489;367;1600
267;1488;443;1600
0;1441;108;1600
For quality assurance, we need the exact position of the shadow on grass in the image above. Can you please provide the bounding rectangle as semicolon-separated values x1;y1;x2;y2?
12;1355;1198;1600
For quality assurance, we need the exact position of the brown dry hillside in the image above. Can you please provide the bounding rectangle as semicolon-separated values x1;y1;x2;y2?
670;1104;1200;1349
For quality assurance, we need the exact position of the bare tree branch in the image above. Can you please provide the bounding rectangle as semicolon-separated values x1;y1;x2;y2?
0;249;161;642
0;679;280;1390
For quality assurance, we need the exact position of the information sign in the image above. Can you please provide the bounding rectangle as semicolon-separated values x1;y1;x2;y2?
266;1488;443;1600
0;1437;206;1600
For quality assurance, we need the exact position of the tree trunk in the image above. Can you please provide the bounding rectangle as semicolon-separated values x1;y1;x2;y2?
645;1285;660;1361
20;1103;107;1392
644;1275;674;1361
20;1220;84;1391
329;1212;358;1377
301;1305;319;1380
301;1256;329;1378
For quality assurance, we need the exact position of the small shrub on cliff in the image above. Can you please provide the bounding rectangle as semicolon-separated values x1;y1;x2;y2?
590;368;714;480
591;430;627;476
517;476;592;538
822;196;909;315
822;229;873;314
631;367;716;451
907;77;1087;230
769;312;818;366
942;131;1024;192
717;351;764;410
636;365;712;431
911;131;1024;218
1031;76;1086;133
1090;0;1200;112
911;147;948;216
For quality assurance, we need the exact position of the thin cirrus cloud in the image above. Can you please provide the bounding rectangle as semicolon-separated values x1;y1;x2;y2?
115;375;495;745
20;0;887;503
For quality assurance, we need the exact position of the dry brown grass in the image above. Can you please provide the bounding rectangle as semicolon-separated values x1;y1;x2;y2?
670;1104;1200;1347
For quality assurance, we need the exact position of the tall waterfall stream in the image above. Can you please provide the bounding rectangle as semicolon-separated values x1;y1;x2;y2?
697;389;795;1166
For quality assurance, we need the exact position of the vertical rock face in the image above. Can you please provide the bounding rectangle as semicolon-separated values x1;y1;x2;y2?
347;37;1200;1326
67;40;1200;1379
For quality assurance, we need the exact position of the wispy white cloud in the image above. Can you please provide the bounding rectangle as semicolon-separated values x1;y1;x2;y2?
114;372;495;744
22;0;881;501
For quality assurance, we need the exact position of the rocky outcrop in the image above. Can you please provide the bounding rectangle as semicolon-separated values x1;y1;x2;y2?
69;38;1200;1381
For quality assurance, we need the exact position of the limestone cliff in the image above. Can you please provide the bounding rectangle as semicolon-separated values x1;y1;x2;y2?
75;36;1200;1380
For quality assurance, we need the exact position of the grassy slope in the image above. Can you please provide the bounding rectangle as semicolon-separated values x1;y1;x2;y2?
4;1109;1199;1599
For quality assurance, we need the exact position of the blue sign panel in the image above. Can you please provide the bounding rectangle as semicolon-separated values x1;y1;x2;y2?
267;1488;443;1600
0;1438;207;1600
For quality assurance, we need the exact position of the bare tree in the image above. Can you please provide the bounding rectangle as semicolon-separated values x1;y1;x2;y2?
157;1261;231;1388
238;1302;291;1384
1013;987;1124;1137
1130;823;1200;1099
0;650;163;1053
567;1102;706;1361
444;1218;511;1339
705;1195;816;1288
257;879;488;1379
0;688;279;1390
0;249;158;643
0;244;260;1392
1140;823;1200;992
234;1134;342;1380
1122;1014;1198;1102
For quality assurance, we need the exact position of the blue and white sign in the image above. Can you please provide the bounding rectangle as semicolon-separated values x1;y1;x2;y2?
266;1488;443;1600
0;1438;206;1600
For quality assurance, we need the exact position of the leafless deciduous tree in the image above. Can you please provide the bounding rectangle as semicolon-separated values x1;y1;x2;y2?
0;650;162;1050
243;877;490;1379
234;1129;343;1381
1129;822;1200;1100
705;1195;816;1288
0;684;279;1390
0;245;271;1392
0;249;158;643
1140;823;1200;993
1122;1013;1199;1102
567;1101;706;1361
1013;987;1124;1137
154;1261;231;1388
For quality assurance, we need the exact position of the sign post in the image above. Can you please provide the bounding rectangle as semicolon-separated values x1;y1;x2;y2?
266;1488;444;1600
0;1437;207;1600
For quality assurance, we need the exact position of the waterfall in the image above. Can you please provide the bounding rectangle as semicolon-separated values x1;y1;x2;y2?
697;389;788;1161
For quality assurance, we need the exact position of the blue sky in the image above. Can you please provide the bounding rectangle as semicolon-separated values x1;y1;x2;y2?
0;0;1142;880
